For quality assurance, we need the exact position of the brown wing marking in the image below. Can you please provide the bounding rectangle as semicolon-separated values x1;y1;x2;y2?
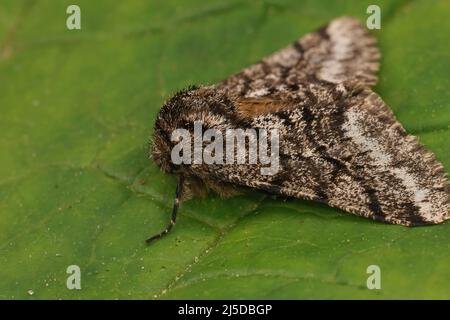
235;98;295;118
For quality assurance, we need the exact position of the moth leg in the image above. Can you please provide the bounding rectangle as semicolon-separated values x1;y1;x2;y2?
146;176;184;244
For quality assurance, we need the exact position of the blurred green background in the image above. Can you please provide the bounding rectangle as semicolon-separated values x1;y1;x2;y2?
0;0;449;299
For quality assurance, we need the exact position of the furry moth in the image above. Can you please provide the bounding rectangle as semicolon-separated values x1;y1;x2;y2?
148;16;450;243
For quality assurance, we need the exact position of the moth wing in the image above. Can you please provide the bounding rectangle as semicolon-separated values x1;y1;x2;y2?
208;87;449;226
234;97;294;118
324;89;450;225
219;17;380;98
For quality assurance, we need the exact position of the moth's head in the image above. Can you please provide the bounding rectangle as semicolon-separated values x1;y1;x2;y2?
150;85;233;174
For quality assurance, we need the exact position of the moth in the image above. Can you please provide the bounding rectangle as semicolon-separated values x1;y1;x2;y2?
148;16;450;243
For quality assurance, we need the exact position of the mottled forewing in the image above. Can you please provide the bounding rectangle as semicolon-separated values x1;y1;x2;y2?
219;17;380;99
206;87;449;226
323;89;449;225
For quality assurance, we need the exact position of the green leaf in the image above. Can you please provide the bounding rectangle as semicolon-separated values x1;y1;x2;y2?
0;0;449;299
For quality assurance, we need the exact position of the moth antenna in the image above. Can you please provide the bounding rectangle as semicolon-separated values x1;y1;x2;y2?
146;176;184;245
